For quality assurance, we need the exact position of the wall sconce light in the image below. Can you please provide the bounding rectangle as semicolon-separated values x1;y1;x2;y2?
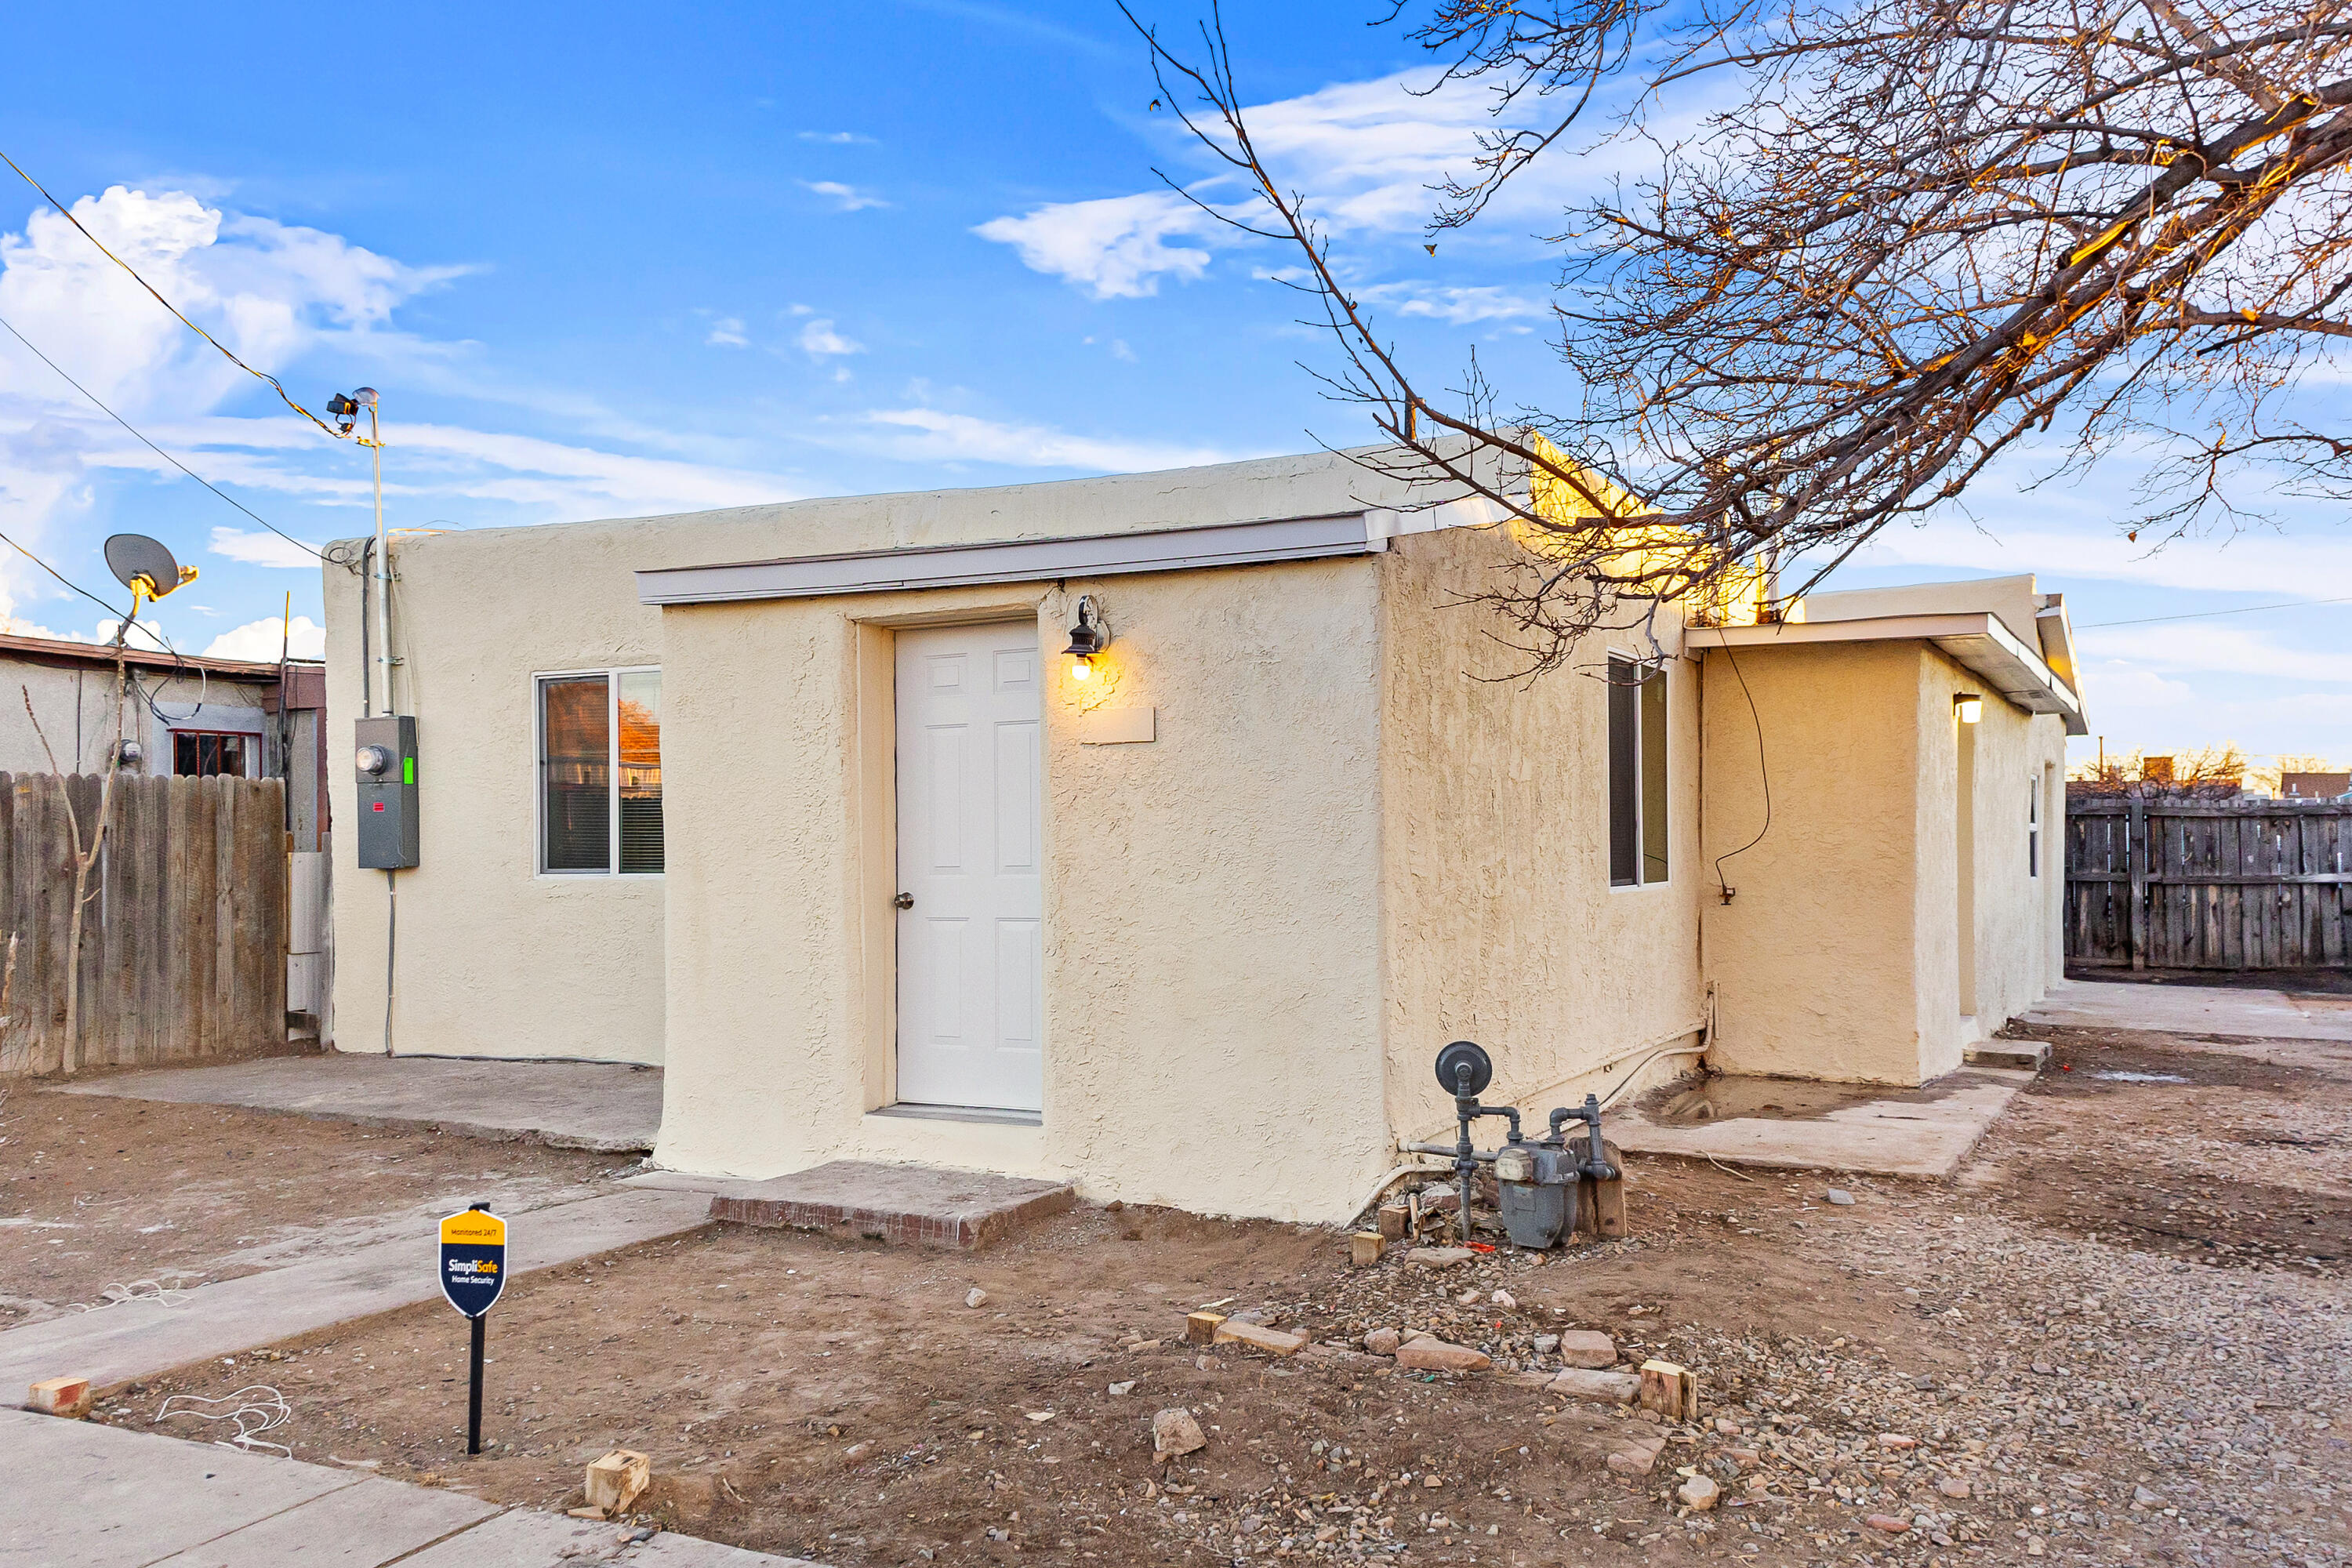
1954;692;1984;724
1062;595;1109;681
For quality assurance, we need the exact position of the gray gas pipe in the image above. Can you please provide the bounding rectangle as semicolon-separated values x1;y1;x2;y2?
1405;1040;1624;1249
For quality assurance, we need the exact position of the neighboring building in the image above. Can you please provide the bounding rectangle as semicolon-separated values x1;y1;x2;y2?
2282;771;2351;801
0;631;333;1025
320;448;2085;1223
0;631;328;842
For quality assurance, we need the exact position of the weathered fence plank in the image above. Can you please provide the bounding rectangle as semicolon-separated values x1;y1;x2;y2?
0;771;287;1074
2067;797;2352;970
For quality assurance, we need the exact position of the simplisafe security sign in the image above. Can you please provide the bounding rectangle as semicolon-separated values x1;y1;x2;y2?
437;1207;507;1319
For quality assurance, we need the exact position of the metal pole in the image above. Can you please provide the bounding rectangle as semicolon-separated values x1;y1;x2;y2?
371;400;390;718
467;1311;485;1455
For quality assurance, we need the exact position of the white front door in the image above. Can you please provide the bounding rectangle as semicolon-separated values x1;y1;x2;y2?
894;622;1044;1112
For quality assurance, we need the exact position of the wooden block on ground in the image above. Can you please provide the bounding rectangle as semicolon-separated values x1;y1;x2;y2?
1212;1319;1308;1356
1377;1204;1409;1240
585;1448;651;1514
27;1375;91;1417
1965;1040;2049;1072
1349;1232;1385;1268
1184;1311;1228;1345
1639;1359;1697;1422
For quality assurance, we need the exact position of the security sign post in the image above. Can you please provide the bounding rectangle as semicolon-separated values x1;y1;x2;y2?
438;1204;506;1455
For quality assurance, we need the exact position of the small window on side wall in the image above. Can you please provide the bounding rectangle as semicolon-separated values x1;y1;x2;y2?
1608;655;1669;887
174;731;249;778
2028;776;2042;877
539;669;662;874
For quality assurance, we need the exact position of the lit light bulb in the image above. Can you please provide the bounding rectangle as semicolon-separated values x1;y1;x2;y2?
1068;655;1094;682
1955;695;1983;724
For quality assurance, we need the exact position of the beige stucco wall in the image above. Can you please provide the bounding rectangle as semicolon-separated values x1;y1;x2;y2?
1700;641;1930;1082
1376;526;1707;1146
1926;644;2071;1044
320;449;1481;1066
1701;639;2070;1084
651;560;1391;1222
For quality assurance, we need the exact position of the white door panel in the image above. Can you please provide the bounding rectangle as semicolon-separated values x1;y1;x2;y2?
895;622;1044;1112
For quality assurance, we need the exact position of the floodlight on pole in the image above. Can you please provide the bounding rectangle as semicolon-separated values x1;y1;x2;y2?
328;387;390;716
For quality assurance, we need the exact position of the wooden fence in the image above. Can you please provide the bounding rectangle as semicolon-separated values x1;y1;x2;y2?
2065;797;2352;970
0;771;288;1074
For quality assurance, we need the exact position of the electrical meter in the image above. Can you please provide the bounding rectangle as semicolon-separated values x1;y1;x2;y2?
354;715;419;869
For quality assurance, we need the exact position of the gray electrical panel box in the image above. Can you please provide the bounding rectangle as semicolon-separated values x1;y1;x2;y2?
354;715;419;869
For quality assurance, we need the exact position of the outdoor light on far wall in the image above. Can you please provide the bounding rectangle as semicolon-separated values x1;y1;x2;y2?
1062;595;1109;682
1955;693;1984;724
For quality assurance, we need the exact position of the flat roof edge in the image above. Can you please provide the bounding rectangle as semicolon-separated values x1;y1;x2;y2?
1688;612;2089;734
636;512;1377;606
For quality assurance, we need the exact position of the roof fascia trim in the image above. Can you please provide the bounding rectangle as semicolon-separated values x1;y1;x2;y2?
1686;612;2088;735
635;512;1381;606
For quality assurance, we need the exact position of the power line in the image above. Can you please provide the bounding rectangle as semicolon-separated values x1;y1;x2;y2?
2077;594;2352;629
0;309;324;561
0;527;131;625
1;147;342;440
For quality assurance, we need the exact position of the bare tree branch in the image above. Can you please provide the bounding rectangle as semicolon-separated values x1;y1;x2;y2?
1130;0;2352;666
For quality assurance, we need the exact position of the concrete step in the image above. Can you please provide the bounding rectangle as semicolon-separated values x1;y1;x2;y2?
1964;1040;2051;1072
702;1160;1076;1249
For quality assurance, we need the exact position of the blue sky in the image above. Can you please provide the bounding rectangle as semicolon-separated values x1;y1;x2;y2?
0;1;2344;770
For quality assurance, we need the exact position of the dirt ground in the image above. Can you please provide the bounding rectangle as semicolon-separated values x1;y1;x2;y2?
0;1083;626;1323
9;1022;2350;1567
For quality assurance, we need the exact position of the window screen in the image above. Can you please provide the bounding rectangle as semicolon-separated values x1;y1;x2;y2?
1608;655;1668;887
174;731;249;778
616;670;663;874
1607;657;1639;886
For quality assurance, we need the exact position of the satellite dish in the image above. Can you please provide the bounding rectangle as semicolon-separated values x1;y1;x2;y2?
103;534;186;599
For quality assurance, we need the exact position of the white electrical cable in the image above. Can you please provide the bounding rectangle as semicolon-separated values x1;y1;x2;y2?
69;1276;197;1312
1347;1159;1457;1225
157;1385;294;1456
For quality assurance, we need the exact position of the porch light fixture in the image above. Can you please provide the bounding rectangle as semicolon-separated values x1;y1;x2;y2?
1062;594;1108;681
1954;692;1984;724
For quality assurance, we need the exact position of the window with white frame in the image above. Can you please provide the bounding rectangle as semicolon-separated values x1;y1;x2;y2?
1607;654;1669;887
538;669;662;874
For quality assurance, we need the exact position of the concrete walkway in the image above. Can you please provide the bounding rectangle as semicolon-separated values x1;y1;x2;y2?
55;1054;664;1153
2023;978;2352;1042
0;1407;822;1566
1610;1067;2034;1178
0;1189;712;1394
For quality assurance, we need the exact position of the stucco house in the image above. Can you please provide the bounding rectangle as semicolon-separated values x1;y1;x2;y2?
320;446;2085;1223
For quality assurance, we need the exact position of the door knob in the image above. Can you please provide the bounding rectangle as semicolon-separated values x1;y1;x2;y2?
895;892;914;909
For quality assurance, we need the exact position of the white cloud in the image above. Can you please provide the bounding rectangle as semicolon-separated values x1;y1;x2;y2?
1363;284;1549;325
801;180;888;212
1848;516;2352;596
975;69;1711;298
0;186;461;420
797;318;863;358
867;408;1240;470
203;614;325;660
974;191;1221;299
2075;623;2352;685
209;526;321;568
705;316;749;347
2075;663;2195;708
0;183;803;630
797;131;875;144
